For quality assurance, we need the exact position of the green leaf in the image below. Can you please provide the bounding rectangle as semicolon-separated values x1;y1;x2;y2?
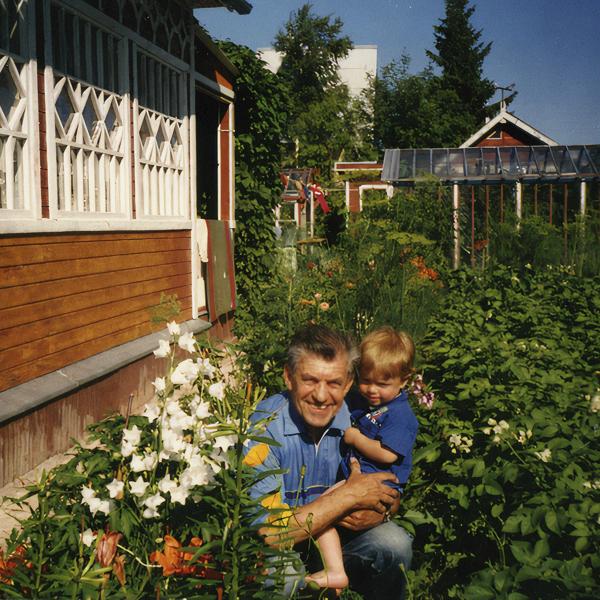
502;515;521;533
464;584;495;600
532;538;550;560
544;510;560;534
510;541;534;565
574;536;589;552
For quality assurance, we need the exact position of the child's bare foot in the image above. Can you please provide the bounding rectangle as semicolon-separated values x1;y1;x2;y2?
306;569;349;590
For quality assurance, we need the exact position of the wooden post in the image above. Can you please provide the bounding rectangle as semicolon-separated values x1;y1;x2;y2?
515;181;522;229
563;183;568;260
580;180;587;216
485;185;490;241
453;183;460;269
471;185;475;267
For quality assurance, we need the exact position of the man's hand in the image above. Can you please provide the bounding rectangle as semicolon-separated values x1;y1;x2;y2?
339;509;386;531
343;457;398;514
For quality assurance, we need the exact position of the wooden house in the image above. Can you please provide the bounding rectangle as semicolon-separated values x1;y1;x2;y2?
332;161;390;214
460;107;558;148
0;0;250;486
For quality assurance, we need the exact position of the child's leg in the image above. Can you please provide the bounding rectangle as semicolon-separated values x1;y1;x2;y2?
305;526;349;590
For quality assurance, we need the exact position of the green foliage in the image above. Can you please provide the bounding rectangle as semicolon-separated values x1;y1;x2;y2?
273;3;375;174
426;0;496;131
274;2;352;113
149;292;182;325
372;55;467;149
235;182;449;394
400;266;600;598
218;41;289;299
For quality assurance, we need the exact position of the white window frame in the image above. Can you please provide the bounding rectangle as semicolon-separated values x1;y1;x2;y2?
0;0;41;223
44;0;132;221
132;46;190;221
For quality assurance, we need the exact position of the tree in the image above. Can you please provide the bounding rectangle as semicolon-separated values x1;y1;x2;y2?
426;0;495;132
372;54;467;149
274;2;352;114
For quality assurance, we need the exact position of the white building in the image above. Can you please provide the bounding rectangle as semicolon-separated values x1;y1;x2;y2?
257;45;377;98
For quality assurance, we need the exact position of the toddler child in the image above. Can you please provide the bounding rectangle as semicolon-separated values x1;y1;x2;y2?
306;326;419;592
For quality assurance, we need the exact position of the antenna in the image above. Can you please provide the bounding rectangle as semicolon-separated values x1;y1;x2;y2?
494;82;516;111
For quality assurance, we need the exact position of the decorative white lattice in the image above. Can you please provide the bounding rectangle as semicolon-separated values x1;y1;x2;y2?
52;75;127;214
137;106;186;218
0;54;30;211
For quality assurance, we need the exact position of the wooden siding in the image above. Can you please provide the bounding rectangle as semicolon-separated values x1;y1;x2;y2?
0;230;192;392
0;352;164;486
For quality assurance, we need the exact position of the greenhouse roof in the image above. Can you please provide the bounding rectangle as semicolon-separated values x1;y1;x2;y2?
382;145;600;184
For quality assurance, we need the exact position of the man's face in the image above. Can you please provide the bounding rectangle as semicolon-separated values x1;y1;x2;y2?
284;352;353;439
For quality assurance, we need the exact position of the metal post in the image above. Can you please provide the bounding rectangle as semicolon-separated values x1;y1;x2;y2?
580;180;587;216
453;183;460;269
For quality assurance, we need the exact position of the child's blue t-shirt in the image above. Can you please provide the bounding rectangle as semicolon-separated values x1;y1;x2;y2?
341;389;419;491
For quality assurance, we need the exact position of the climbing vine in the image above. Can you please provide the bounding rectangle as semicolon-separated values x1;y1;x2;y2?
218;42;289;299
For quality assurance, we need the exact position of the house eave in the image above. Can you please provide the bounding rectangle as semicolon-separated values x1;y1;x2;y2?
460;109;559;148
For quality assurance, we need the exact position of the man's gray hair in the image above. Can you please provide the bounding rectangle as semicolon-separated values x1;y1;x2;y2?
286;324;358;375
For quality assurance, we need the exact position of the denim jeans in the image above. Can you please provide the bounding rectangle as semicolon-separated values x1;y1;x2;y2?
339;521;413;600
271;521;413;599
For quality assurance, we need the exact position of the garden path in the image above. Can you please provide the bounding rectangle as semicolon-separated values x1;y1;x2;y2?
0;451;72;543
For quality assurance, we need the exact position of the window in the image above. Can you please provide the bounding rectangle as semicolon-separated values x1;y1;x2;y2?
134;50;188;219
0;0;36;216
47;2;130;217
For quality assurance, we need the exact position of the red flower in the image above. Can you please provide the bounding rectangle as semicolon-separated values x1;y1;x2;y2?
473;239;489;251
96;531;122;567
0;545;29;584
150;536;223;581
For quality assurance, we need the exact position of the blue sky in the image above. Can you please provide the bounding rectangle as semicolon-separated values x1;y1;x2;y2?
195;0;600;146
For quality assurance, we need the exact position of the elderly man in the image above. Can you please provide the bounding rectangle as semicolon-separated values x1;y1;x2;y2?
245;324;413;598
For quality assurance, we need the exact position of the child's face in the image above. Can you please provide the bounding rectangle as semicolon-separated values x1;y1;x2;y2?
358;371;405;407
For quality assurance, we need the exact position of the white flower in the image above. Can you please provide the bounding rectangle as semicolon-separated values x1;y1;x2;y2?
123;425;142;447
153;339;171;358
482;427;492;435
130;453;147;473
534;448;552;463
590;392;600;413
143;451;158;471
158;473;179;495
152;377;166;393
180;463;212;488
487;418;497;426
81;528;96;547
208;381;225;400
214;433;237;452
162;428;188;455
171;359;200;385
195;401;211;420
81;486;96;504
169;485;190;505
107;478;124;499
167;321;181;336
498;420;510;431
129;476;149;497
197;358;216;379
178;331;196;353
88;497;111;516
169;412;195;432
142;404;161;423
143;507;160;519
144;493;165;512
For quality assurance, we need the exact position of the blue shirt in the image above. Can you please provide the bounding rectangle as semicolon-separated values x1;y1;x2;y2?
245;392;351;524
342;389;418;491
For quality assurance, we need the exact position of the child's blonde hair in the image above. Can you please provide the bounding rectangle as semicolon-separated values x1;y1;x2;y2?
359;326;415;382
